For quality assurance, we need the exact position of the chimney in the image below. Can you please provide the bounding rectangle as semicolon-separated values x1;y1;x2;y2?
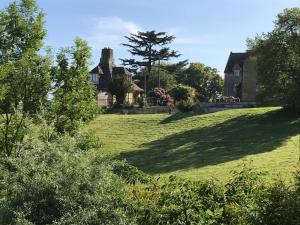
99;48;115;81
100;48;115;65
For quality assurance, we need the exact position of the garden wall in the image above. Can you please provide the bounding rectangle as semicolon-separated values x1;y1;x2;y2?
122;106;178;114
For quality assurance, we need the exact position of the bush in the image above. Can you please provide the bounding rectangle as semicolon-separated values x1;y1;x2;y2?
113;161;153;185
75;131;102;151
176;99;195;112
0;122;130;225
137;95;148;108
170;84;196;102
148;88;174;106
170;85;197;112
1;117;300;225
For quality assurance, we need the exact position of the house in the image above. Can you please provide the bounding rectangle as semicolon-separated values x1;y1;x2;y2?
224;51;257;102
89;48;143;106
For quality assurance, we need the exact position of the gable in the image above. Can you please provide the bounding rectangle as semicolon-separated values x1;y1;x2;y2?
224;52;249;73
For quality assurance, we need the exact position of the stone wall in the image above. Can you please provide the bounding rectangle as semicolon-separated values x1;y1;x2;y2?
122;106;178;114
242;56;257;102
194;102;257;113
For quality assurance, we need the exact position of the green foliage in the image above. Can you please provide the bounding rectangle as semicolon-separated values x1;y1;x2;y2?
120;162;300;225
108;75;133;106
123;164;266;225
0;0;51;113
113;161;153;185
223;164;265;224
176;99;195;112
75;131;102;152
121;30;180;92
1;117;300;224
0;112;29;157
248;8;300;112
137;95;148;108
252;166;300;225
207;73;224;101
51;38;97;134
0;0;51;155
170;84;197;112
179;63;224;102
170;84;196;102
146;66;177;91
0;120;130;225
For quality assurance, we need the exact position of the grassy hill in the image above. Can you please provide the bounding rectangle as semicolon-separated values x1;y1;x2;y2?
86;107;300;182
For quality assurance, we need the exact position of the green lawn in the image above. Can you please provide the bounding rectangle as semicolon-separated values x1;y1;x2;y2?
86;107;300;182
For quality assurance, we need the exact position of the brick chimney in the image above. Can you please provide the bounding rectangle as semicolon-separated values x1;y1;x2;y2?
99;48;115;79
100;48;114;65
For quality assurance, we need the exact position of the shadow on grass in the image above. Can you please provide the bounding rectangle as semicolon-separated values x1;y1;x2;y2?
119;109;300;174
160;112;197;124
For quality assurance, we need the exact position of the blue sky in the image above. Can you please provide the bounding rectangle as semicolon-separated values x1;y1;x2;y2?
1;0;299;74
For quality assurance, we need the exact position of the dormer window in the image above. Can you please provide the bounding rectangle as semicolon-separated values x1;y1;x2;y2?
234;69;240;77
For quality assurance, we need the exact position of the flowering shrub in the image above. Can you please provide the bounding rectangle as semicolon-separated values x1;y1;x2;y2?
148;88;174;106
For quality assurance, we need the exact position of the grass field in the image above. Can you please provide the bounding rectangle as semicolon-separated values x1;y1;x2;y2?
86;107;300;182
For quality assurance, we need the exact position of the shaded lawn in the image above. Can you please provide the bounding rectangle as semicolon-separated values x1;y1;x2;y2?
87;107;300;181
121;109;299;173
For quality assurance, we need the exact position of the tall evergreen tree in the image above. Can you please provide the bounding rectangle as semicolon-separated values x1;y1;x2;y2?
121;30;180;93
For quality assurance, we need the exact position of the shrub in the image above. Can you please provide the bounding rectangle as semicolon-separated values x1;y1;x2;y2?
137;95;148;108
176;99;195;112
75;131;103;152
170;85;197;112
0;122;130;225
113;161;153;185
170;84;196;102
148;88;174;106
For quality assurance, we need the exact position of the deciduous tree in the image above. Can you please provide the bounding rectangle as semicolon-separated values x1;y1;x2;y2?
180;63;223;101
247;8;300;112
0;0;51;156
51;38;97;134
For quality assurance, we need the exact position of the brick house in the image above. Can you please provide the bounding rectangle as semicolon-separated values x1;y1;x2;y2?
89;48;143;106
224;51;257;102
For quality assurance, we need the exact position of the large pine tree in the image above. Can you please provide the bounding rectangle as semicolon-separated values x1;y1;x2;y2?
121;30;180;93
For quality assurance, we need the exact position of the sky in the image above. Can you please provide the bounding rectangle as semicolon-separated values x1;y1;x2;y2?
1;0;299;74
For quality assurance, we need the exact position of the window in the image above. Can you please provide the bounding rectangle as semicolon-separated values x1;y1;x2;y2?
234;69;240;77
89;73;99;84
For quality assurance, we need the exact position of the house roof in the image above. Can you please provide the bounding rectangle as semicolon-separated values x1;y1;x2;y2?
132;83;144;92
90;65;104;75
224;52;250;73
89;48;143;92
113;67;132;76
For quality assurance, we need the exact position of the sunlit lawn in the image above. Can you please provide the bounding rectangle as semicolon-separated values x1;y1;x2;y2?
86;107;300;182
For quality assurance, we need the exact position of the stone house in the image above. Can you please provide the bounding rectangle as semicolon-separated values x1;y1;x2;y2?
224;51;257;102
89;48;143;106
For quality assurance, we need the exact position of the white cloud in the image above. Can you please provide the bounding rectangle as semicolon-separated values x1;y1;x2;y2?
87;16;142;49
173;35;216;45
